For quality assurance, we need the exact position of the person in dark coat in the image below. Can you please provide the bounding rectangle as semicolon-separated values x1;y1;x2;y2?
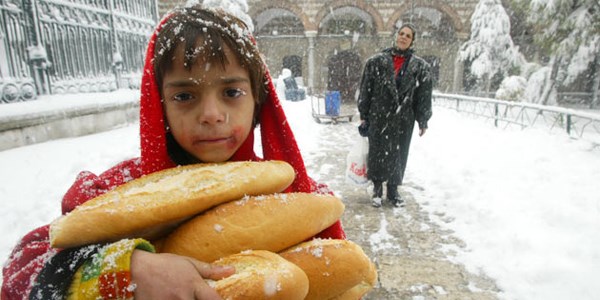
357;23;433;208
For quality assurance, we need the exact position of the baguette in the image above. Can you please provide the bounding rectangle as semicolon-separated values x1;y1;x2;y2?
279;239;377;300
50;161;295;248
161;193;345;262
209;250;309;300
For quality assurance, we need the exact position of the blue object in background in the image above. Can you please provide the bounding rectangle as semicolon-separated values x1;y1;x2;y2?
325;91;341;116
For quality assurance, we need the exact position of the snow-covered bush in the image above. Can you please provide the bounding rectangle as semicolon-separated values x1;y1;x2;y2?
495;76;527;101
523;67;547;103
523;67;557;105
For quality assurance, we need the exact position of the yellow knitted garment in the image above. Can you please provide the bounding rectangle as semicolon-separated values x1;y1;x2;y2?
68;239;155;300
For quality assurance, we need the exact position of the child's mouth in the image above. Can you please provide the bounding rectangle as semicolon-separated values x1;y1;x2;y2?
195;137;229;144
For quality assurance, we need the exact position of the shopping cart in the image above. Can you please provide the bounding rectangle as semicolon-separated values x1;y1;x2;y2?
310;91;354;124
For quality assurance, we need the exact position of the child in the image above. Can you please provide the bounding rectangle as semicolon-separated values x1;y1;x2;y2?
2;6;345;299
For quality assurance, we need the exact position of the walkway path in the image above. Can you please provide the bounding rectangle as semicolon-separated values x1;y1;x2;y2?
303;104;502;299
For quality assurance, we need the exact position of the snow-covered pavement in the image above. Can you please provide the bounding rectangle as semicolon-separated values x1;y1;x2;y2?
1;91;600;299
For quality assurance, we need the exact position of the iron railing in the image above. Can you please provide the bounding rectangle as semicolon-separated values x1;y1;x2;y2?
433;92;600;146
458;91;596;109
0;0;158;103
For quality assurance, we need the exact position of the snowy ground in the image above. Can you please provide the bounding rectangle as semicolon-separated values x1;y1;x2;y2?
1;90;599;299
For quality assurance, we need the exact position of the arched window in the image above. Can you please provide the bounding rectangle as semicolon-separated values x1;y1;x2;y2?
327;50;362;103
398;7;456;42
255;9;304;36
319;7;375;36
283;55;302;78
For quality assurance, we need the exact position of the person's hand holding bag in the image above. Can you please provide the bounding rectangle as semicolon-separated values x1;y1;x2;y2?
346;133;369;186
358;120;369;137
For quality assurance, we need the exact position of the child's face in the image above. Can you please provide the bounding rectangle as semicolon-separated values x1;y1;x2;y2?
161;44;256;163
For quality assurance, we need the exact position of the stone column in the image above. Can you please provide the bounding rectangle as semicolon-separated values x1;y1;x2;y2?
305;30;317;94
453;55;464;92
378;31;393;49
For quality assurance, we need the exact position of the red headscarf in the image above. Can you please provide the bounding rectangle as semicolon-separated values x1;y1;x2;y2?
138;11;330;198
60;10;343;239
1;10;344;300
138;10;343;239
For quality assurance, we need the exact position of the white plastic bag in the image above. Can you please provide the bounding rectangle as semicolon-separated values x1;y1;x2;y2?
345;136;369;185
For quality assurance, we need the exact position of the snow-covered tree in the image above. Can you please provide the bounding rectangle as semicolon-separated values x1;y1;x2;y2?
460;0;523;93
511;0;599;107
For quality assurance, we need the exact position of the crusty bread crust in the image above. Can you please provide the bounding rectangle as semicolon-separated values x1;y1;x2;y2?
279;239;378;300
209;250;309;300
161;193;345;262
50;161;295;248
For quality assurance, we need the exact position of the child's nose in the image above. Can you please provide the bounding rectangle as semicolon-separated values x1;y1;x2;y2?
197;96;226;124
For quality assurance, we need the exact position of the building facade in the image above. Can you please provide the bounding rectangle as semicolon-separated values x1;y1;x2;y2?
159;0;480;102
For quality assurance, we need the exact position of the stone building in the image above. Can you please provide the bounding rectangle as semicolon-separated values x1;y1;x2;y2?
159;0;480;103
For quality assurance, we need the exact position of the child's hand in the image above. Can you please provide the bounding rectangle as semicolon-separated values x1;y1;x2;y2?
131;250;235;299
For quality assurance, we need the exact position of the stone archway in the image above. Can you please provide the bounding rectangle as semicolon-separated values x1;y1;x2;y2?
327;50;362;103
314;1;384;34
253;8;305;35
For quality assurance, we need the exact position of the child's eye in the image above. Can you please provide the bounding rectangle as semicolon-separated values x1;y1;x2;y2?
173;92;194;102
224;88;247;98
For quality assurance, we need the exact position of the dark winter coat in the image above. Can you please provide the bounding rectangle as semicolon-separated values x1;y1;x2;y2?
357;47;432;185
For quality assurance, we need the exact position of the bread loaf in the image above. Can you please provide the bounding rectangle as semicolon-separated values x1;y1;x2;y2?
161;193;345;262
279;239;377;300
209;250;309;300
50;161;295;248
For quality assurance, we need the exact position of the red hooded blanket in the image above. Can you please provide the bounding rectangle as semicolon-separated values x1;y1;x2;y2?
1;12;344;300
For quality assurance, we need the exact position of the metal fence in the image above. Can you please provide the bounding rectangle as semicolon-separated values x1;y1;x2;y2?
460;91;597;109
0;0;158;103
433;92;600;146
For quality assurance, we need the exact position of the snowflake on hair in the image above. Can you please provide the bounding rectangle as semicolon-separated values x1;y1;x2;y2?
185;0;254;32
